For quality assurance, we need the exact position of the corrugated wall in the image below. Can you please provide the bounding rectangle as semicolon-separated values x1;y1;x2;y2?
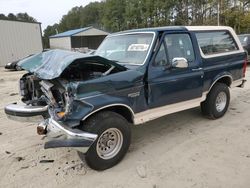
0;20;43;66
71;36;106;49
49;37;71;50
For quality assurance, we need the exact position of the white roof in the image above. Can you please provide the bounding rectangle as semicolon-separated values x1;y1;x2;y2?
186;26;233;31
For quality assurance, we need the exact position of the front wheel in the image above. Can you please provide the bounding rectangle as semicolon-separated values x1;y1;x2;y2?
201;82;230;119
80;111;131;170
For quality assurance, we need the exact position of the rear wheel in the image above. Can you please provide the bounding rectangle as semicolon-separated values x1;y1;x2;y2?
201;82;230;119
79;111;131;170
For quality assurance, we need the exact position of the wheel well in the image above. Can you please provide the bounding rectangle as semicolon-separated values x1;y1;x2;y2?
82;105;134;124
216;76;232;87
206;76;232;96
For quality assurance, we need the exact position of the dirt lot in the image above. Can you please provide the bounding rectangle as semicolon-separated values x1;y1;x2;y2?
0;67;250;188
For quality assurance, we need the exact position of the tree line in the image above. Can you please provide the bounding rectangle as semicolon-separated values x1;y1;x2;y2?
43;0;250;48
1;1;250;48
0;13;37;23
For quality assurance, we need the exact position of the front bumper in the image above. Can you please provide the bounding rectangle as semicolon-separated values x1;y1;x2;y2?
5;103;48;122
5;103;97;153
40;118;97;153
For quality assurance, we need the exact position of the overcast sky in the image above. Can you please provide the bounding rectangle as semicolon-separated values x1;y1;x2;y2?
0;0;99;31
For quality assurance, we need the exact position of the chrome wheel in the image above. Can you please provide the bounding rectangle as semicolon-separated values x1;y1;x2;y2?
96;128;123;160
215;91;227;112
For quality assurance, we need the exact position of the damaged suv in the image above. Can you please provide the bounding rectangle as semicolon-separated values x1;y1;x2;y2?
5;26;247;170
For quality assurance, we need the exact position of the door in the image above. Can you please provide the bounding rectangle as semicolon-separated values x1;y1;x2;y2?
147;32;203;109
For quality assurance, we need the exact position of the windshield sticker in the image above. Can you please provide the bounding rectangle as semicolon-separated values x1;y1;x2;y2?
128;44;149;51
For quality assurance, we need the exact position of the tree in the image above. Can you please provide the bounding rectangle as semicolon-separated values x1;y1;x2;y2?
58;6;82;32
43;24;59;48
0;12;37;23
102;0;126;32
0;14;8;20
16;13;37;22
43;0;250;44
80;2;105;28
7;13;17;21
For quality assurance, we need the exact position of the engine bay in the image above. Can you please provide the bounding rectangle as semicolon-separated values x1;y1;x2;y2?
19;59;126;120
60;60;123;81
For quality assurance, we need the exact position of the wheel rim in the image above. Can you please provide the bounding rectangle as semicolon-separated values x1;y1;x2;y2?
96;128;123;160
215;91;227;112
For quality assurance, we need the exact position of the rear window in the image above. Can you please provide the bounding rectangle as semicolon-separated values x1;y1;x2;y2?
195;31;238;56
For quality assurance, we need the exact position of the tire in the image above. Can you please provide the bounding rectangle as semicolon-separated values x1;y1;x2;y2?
79;111;131;170
201;82;230;119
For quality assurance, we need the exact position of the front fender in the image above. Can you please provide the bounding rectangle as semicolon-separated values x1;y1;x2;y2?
62;94;136;127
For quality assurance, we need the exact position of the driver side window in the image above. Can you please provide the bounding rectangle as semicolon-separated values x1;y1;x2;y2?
154;43;169;67
165;33;195;63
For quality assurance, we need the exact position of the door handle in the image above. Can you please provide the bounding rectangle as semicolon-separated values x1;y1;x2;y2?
192;67;203;71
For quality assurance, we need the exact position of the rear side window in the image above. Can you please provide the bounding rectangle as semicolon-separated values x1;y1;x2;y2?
195;31;238;56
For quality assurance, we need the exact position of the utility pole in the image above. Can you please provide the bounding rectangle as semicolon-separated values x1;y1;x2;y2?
217;1;220;26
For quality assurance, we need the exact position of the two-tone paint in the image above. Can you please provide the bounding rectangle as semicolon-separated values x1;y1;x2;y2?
4;26;247;152
62;26;246;126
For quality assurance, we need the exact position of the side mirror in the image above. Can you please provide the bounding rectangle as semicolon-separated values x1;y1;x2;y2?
171;57;188;68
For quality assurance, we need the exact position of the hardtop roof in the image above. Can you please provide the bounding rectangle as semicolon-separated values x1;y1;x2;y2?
110;26;233;35
112;26;187;35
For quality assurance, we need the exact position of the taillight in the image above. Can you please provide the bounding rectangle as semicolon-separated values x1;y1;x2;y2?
243;58;247;77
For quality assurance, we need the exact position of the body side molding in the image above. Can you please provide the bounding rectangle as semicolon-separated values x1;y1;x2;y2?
134;97;204;125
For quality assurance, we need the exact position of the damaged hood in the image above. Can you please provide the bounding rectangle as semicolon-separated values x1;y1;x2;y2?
18;49;126;80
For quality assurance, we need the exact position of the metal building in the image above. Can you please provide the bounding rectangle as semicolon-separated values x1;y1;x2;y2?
49;27;109;50
0;20;43;66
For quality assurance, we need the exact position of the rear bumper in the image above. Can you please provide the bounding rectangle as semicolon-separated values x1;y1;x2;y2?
237;79;247;88
40;118;98;153
231;79;247;88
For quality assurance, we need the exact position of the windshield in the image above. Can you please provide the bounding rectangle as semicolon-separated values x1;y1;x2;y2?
95;33;154;65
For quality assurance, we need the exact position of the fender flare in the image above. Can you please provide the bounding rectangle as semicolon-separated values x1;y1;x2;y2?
205;74;233;96
81;103;135;123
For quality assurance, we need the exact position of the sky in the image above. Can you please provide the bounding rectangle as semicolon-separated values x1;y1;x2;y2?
0;0;99;31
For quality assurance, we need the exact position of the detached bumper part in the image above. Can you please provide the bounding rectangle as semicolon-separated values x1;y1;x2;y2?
5;103;48;122
41;118;98;153
237;79;247;88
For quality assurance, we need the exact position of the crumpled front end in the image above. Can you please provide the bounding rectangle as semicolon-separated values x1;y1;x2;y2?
4;49;128;153
5;76;97;152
